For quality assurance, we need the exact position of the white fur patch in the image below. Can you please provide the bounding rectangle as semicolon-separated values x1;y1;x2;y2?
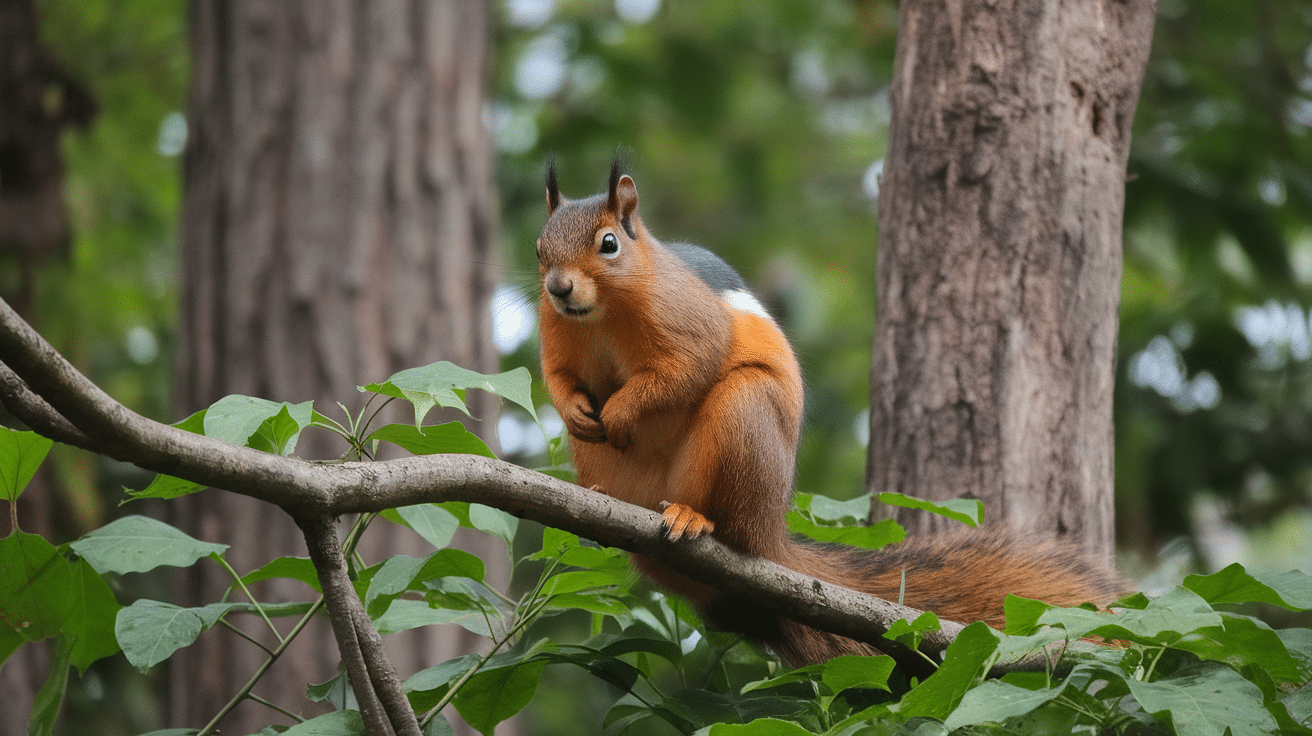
722;289;771;320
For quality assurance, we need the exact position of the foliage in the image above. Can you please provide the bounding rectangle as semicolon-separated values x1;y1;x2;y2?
1116;0;1312;556
3;365;1311;736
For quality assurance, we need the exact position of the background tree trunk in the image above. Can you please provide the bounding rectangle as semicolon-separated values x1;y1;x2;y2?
172;2;500;733
0;1;94;733
868;0;1156;562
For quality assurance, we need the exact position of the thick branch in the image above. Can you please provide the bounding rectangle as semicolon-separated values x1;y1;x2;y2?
0;298;1052;675
298;512;418;736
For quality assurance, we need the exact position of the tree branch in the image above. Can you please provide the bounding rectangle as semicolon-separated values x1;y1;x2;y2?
0;296;1042;684
298;512;417;736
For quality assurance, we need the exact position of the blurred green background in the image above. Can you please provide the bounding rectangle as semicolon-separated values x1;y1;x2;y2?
7;0;1312;729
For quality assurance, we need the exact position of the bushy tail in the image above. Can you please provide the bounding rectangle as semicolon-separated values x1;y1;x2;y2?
717;529;1126;667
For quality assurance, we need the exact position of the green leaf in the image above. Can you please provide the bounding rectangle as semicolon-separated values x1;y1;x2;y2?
28;635;71;736
1002;595;1055;634
241;556;322;593
1039;586;1222;644
1125;661;1277;736
136;730;200;736
191;602;245;628
424;714;454;736
122;473;206;503
895;622;1000;720
819;654;896;695
405;653;481;711
366;422;495;458
0;427;53;503
362;362;538;426
0;623;22;666
542;568;628;597
795;492;879;523
453;658;548;736
366;549;486;618
1277;627;1312;681
468;504;518;549
1283;682;1312;730
66;557;122;672
69;515;228;574
115;599;207;672
172;409;207;434
281;709;365;735
539;591;631;618
305;671;351;708
533;647;646;693
702;719;816;735
373;599;494;637
943;679;1062;729
0;532;75;642
588;634;684;668
1184;563;1312;610
385;504;461;550
877;492;984;527
202;395;313;454
424;577;509;620
247;402;315;456
787;511;905;549
1172;615;1305;684
885;611;942;650
440;502;519;550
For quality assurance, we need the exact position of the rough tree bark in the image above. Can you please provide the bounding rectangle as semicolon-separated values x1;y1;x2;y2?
868;0;1156;563
0;1;95;733
172;2;499;733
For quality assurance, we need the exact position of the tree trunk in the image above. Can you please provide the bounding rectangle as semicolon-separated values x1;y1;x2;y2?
173;2;500;733
0;1;95;733
868;0;1156;563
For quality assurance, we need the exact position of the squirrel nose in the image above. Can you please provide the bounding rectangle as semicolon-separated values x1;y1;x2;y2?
546;272;574;298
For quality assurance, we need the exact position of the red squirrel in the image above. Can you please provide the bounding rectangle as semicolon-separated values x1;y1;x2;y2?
535;160;1123;667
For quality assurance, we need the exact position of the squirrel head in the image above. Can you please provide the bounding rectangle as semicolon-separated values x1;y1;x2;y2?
536;158;647;322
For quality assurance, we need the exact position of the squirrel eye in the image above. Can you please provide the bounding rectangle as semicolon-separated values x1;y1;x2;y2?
599;232;620;258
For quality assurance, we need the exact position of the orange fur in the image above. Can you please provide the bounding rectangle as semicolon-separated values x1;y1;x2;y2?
537;163;1123;667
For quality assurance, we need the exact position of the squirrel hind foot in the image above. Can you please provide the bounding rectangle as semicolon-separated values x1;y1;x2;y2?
659;502;715;540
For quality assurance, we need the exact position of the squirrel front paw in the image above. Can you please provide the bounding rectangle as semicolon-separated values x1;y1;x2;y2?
599;402;635;451
562;394;606;443
660;502;715;541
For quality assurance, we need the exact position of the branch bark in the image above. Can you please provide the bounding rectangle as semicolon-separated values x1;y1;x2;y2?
0;295;1063;699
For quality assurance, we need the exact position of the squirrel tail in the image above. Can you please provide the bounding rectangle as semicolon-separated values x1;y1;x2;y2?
695;529;1126;667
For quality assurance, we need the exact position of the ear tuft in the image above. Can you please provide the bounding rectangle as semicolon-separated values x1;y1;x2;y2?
614;175;639;239
606;157;624;212
545;156;561;215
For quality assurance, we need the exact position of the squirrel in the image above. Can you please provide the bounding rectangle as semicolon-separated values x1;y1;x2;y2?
535;159;1124;668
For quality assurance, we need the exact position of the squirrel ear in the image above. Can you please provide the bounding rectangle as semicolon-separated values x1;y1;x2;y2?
611;174;639;238
545;158;561;215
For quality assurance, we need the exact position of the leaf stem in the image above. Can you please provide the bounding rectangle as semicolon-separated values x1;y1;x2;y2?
215;553;284;644
217;617;276;657
198;596;326;736
246;692;307;724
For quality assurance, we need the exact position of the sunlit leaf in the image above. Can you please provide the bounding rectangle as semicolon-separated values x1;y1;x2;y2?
362;362;538;426
366;422;495;458
877;493;984;527
69;515;229;575
0;427;53;503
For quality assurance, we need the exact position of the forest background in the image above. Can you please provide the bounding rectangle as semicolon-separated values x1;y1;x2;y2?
3;0;1312;732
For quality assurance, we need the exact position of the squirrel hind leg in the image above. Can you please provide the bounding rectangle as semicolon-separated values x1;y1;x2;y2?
665;366;798;557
